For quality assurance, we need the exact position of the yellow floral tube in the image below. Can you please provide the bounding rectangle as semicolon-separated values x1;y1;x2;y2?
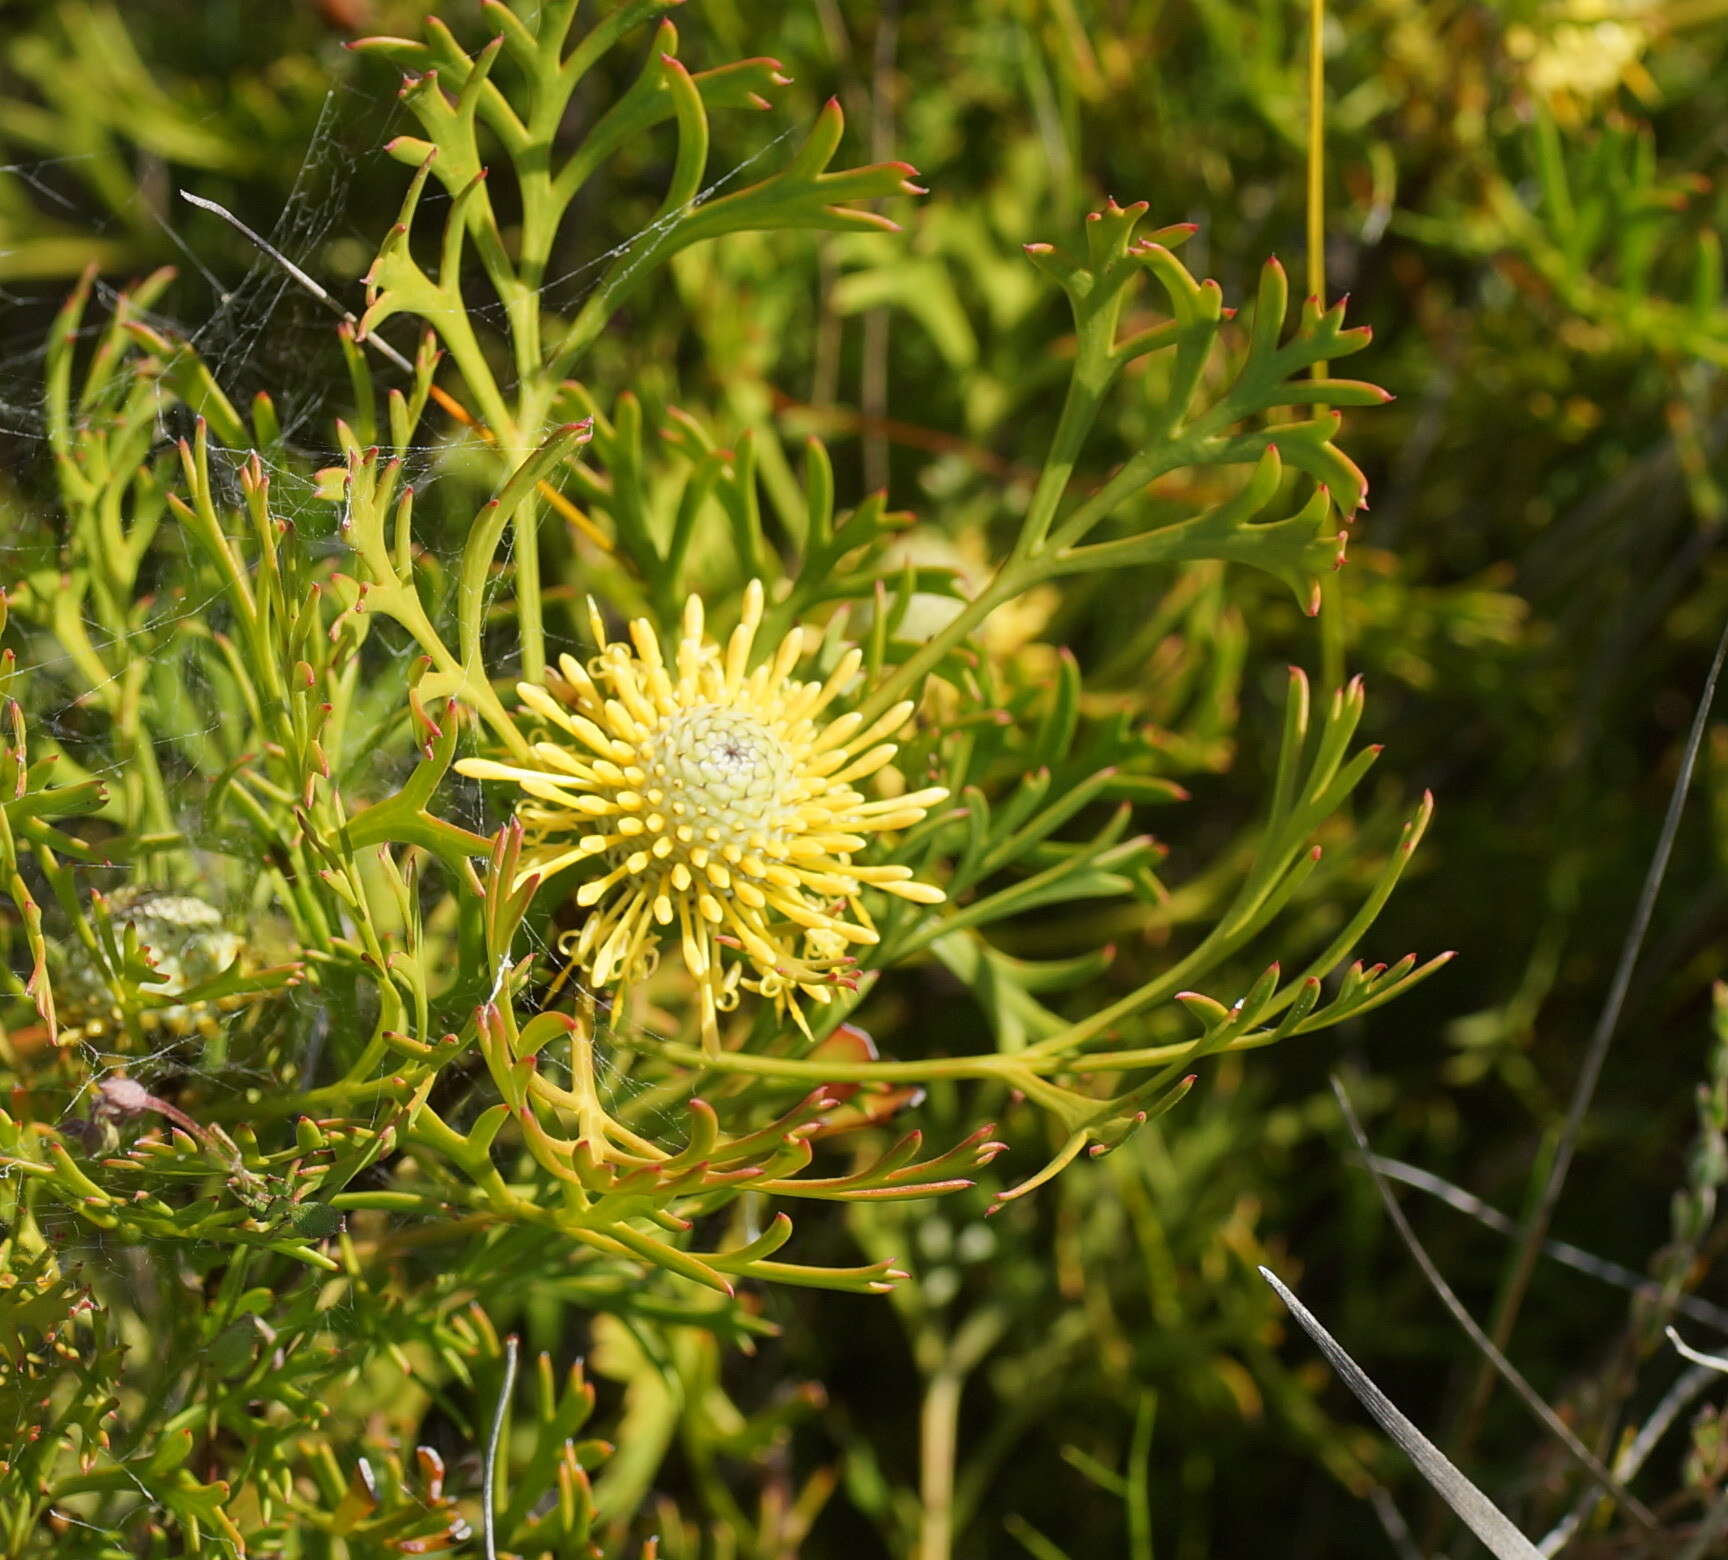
458;580;947;1044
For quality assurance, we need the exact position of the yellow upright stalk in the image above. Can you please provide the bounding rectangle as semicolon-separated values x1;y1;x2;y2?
1307;0;1346;691
1306;0;1328;342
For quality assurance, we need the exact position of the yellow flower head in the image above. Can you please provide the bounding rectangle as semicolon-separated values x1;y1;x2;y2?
458;581;947;1035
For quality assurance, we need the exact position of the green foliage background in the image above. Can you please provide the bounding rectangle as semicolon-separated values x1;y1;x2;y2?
4;0;1728;1556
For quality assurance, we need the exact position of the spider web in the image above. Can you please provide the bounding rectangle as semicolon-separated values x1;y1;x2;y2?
0;18;809;1357
0;82;391;1389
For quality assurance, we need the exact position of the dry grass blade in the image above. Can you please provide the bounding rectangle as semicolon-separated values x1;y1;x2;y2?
1257;1265;1543;1560
1475;610;1728;1421
483;1333;519;1560
1666;1325;1728;1375
1332;1077;1660;1534
1368;1484;1423;1560
1371;1155;1728;1335
1539;1363;1716;1554
179;188;416;374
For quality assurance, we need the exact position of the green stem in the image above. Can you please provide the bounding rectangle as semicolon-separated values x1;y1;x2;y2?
854;563;1036;726
920;1371;964;1560
1305;0;1327;354
1016;327;1117;559
645;1027;1279;1087
510;385;555;685
1306;0;1347;691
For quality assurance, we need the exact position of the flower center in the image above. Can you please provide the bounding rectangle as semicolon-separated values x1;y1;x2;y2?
647;704;794;852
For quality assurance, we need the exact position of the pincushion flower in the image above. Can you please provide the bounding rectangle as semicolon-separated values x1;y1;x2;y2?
457;580;948;1041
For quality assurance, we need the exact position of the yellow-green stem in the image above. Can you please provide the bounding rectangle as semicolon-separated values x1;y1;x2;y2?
1305;0;1327;354
919;1371;963;1560
1307;0;1348;692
